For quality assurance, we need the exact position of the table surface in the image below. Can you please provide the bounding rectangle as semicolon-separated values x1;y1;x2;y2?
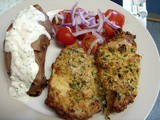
0;0;160;120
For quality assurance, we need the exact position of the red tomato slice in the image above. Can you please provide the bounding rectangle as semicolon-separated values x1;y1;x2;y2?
105;9;125;28
56;27;76;45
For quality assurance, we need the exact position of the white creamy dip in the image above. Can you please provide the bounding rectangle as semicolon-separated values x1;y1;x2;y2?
5;5;51;98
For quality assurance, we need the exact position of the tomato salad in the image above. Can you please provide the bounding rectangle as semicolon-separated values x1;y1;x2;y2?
52;2;125;54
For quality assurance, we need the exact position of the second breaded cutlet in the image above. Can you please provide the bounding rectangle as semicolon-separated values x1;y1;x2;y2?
45;43;99;120
95;29;141;117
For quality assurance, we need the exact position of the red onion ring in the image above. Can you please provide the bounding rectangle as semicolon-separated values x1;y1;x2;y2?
71;2;78;23
104;12;120;29
61;23;72;27
97;9;104;31
78;10;90;25
87;24;99;28
105;19;120;29
73;29;96;36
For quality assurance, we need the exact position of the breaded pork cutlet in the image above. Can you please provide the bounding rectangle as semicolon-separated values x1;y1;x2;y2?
95;29;141;116
45;43;99;120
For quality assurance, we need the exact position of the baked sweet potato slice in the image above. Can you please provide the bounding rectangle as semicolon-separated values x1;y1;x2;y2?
4;4;52;97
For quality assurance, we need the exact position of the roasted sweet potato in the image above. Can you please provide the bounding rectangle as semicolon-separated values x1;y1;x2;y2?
4;4;52;97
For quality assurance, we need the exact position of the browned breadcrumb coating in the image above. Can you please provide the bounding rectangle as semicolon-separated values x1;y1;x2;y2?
45;43;100;120
95;29;141;117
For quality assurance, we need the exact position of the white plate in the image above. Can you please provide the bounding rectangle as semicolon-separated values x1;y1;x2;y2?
0;0;160;120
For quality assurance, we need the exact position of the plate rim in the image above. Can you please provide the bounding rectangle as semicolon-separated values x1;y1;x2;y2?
0;0;160;120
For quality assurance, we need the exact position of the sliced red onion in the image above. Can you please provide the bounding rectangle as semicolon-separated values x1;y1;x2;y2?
97;9;104;31
61;14;65;24
72;16;80;26
73;16;82;26
74;16;82;32
104;12;120;29
99;29;104;34
78;10;90;26
72;17;76;26
105;19;120;29
75;22;82;32
77;40;82;45
55;14;64;19
66;26;72;33
54;13;64;23
92;18;96;25
84;11;96;18
61;23;72;27
87;17;95;23
73;29;96;36
71;2;78;23
92;31;104;44
87;17;96;28
82;8;89;14
75;23;79;32
105;11;112;19
87;38;101;54
77;16;81;24
87;24;99;28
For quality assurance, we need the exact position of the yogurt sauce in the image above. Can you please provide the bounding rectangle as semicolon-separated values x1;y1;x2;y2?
5;5;51;98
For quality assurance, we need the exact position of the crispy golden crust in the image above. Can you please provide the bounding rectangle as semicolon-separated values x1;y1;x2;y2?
45;43;100;120
95;29;141;116
4;4;52;96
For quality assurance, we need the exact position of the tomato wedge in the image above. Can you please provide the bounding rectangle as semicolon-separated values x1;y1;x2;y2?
105;9;125;28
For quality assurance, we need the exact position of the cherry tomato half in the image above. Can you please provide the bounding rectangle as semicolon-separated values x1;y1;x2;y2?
56;27;76;45
105;9;125;28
